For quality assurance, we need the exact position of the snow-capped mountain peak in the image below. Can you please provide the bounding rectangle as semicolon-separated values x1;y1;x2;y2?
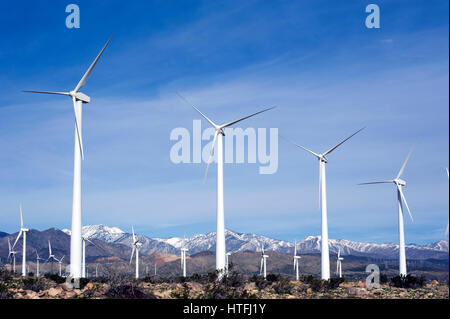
63;225;449;260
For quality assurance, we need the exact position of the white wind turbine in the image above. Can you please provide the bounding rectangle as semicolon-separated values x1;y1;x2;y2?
178;93;275;277
35;249;44;277
180;235;189;277
57;256;65;276
336;248;344;278
293;241;301;281
130;227;142;279
46;240;59;274
359;149;414;276
445;168;449;237
82;236;98;278
259;244;269;280
225;252;231;275
284;127;364;280
12;204;29;276
23;37;112;279
7;238;17;274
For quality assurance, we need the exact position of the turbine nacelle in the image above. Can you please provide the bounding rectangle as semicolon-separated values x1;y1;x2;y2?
69;91;91;103
394;179;406;187
318;155;328;163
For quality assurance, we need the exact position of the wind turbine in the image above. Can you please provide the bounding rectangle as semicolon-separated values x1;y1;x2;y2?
259;244;269;280
336;248;344;278
359;149;414;276
82;236;98;278
35;249;44;277
446;168;449;237
180;235;188;277
57;256;65;276
23;37;112;279
178;93;275;277
12;204;29;276
46;240;59;274
293;241;301;281
130;227;142;279
284;127;364;280
7;238;17;274
225;252;231;275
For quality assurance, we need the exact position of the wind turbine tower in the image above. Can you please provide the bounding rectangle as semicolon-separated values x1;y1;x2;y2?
284;127;364;279
12;204;29;277
130;227;142;279
23;38;112;279
293;241;301;281
359;149;414;276
178;93;274;278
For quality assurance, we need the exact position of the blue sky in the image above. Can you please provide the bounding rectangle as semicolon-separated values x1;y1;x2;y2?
0;1;448;245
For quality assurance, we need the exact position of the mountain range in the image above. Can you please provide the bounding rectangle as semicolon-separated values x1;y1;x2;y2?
57;224;449;260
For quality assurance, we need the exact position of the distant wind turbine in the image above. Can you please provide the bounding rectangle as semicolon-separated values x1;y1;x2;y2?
23;37;112;279
446;168;449;237
180;235;188;277
57;256;65;276
283;127;365;280
259;244;269;280
225;252;231;275
130;227;142;279
293;241;301;281
359;148;414;276
12;204;29;276
35;249;44;277
82;236;99;278
46;240;59;274
336;248;344;278
7;238;17;274
178;93;275;277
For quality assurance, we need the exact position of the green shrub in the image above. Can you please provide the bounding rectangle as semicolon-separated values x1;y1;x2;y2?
105;283;156;299
44;274;66;284
390;275;426;289
21;277;49;292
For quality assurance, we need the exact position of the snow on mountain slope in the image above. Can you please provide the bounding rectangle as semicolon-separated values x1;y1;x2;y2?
63;225;449;259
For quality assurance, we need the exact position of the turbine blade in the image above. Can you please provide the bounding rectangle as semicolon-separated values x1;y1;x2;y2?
398;185;413;222
446;168;449;178
260;258;263;274
19;204;23;228
220;106;275;129
74;37;112;92
358;180;394;185
130;246;135;264
12;230;22;250
280;136;321;158
204;130;219;182
177;92;217;128
48;240;52;256
445;222;449;236
72;97;84;160
323;127;365;156
396;148;413;179
132;227;136;243
22;90;70;96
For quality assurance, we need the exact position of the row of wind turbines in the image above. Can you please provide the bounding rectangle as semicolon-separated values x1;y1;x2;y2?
10;37;448;283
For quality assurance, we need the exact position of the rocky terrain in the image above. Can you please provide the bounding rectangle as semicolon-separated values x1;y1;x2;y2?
1;270;448;299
